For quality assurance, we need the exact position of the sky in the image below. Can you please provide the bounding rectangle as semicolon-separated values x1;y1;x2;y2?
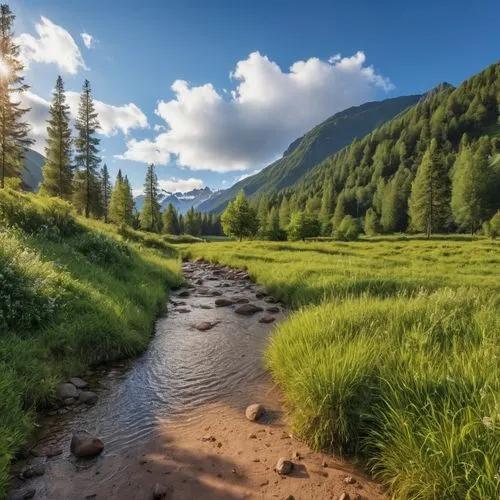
10;0;500;194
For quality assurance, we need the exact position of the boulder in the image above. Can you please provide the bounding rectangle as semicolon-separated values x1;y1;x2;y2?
70;431;104;458
79;391;98;405
215;298;233;307
276;457;294;475
235;304;263;316
57;383;77;400
258;316;275;324
245;403;265;421
70;377;88;389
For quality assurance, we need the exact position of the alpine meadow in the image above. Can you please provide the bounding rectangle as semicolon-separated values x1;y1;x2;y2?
0;2;499;499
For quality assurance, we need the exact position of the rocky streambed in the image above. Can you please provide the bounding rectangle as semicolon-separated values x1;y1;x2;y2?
9;260;383;500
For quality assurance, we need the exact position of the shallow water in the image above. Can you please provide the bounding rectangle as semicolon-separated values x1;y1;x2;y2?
12;261;285;498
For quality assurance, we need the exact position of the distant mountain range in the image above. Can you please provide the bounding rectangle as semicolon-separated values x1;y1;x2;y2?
134;187;214;214
22;149;45;192
198;93;424;213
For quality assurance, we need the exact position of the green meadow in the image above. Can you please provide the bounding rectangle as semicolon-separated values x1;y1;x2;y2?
0;189;182;492
183;239;500;499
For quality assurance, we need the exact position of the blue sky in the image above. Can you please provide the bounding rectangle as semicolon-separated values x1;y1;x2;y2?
11;0;500;193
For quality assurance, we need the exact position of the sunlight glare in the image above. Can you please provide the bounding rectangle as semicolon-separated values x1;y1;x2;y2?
0;58;10;78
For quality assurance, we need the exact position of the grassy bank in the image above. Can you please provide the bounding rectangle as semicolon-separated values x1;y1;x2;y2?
183;240;499;499
0;190;182;494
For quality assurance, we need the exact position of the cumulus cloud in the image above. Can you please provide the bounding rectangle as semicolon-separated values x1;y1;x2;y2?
158;177;204;193
21;90;148;152
17;16;87;74
66;92;148;136
81;32;95;49
118;51;393;172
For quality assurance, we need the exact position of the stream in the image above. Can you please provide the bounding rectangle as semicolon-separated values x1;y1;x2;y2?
10;260;286;499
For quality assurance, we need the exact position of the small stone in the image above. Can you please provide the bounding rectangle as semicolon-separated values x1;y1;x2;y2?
63;397;76;406
194;322;213;331
175;308;191;313
265;296;279;304
245;403;265;421
19;464;45;480
285;496;295;500
215;298;233;307
70;377;88;389
259;480;269;487
266;306;280;313
292;451;302;460
79;391;98;405
248;433;257;439
344;475;356;484
201;435;216;442
70;431;104;458
30;445;62;458
275;457;293;475
231;297;250;304
57;408;68;415
177;290;190;297
255;292;268;299
258;316;275;324
235;303;264;316
338;494;350;500
152;482;170;499
322;460;328;468
57;383;78;400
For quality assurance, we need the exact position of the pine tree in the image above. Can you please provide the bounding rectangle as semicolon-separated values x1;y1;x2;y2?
364;208;380;236
123;175;135;224
256;195;268;237
319;179;335;235
380;168;412;232
162;203;180;234
108;170;125;224
221;190;259;241
184;207;200;236
279;196;291;229
101;163;111;223
0;4;32;188
408;139;451;237
73;79;102;217
265;206;285;240
451;139;491;234
331;191;346;231
139;164;161;232
40;76;72;199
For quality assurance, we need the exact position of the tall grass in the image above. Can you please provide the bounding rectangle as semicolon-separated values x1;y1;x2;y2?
183;240;500;499
0;190;183;494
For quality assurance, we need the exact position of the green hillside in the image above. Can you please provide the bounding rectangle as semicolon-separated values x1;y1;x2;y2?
199;94;423;213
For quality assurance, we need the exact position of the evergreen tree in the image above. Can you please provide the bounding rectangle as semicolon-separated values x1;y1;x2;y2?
331;192;346;231
123;175;135;224
73;79;102;217
364;208;380;236
256;195;269;237
162;203;180;234
408;139;451;237
319;179;335;235
287;210;320;241
184;207;200;236
101;163;111;223
40;76;73;199
108;170;125;224
265;206;285;240
0;4;32;188
279;196;291;229
335;215;361;241
380;168;412;232
451;139;494;234
140;164;161;232
221;190;259;241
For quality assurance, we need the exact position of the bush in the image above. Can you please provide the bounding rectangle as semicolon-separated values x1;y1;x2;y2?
483;211;500;239
72;231;131;267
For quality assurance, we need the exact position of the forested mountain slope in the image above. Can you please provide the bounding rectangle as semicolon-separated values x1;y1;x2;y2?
199;94;422;213
275;62;500;234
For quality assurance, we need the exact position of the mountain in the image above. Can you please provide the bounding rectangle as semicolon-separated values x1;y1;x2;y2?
280;62;500;233
134;187;213;214
22;149;45;192
199;94;423;213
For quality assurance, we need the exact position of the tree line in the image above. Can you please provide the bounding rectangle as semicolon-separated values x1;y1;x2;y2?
0;4;221;237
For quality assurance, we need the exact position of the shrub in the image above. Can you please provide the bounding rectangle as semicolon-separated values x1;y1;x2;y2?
72;231;131;267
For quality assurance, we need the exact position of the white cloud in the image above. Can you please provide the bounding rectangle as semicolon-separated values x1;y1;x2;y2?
158;177;204;193
118;51;393;172
81;32;95;49
153;124;166;132
21;90;148;152
17;16;87;74
66;92;148;136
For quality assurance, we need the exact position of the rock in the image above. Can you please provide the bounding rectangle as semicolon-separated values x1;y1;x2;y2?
338;494;350;500
57;383;78;400
215;298;233;307
322;460;328;468
235;304;264;316
175;308;191;313
292;451;302;460
194;322;214;331
177;290;190;297
248;433;257;439
7;488;36;500
258;316;275;324
255;292;268;299
79;391;98;405
265;296;279;304
344;475;356;484
153;482;171;499
275;457;293;475
19;464;45;479
266;306;280;313
70;377;88;389
231;297;250;304
245;403;265;421
199;304;213;309
70;431;104;458
201;435;216;442
63;397;76;406
30;445;62;458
